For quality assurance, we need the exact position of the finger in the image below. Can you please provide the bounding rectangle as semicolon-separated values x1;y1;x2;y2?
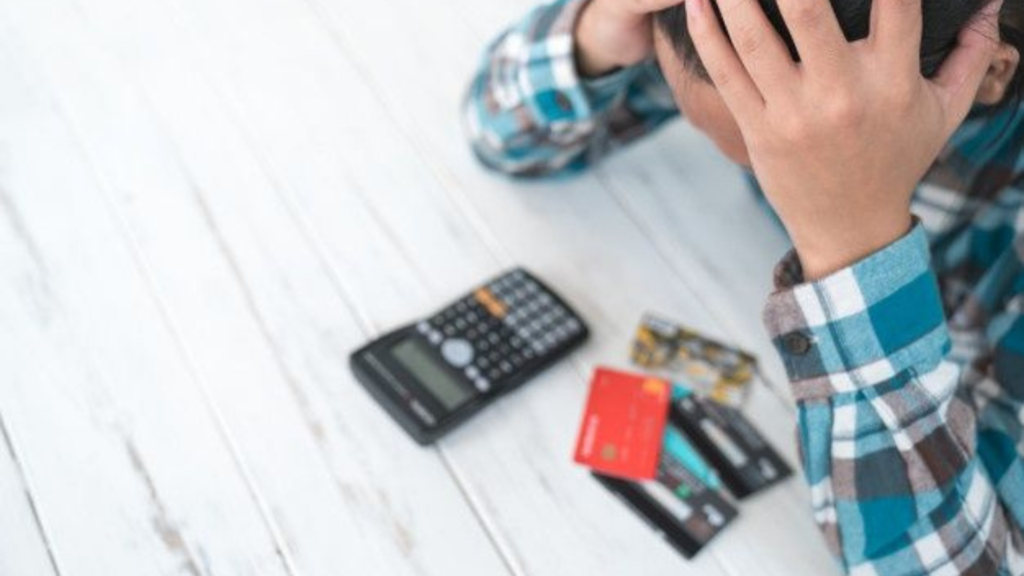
713;0;798;98
629;0;686;13
685;0;765;119
776;0;851;72
933;0;1002;128
870;0;923;76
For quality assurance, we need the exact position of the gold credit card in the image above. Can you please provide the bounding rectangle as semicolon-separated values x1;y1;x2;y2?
630;314;756;406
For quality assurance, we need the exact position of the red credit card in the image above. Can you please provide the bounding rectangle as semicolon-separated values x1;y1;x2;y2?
573;367;671;480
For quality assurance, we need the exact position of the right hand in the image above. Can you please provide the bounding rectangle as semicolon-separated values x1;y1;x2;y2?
575;0;684;76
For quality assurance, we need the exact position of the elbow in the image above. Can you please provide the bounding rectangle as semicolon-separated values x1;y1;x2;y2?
467;139;570;180
461;84;580;180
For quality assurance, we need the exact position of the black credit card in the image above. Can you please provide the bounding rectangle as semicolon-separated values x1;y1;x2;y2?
593;423;738;558
668;386;792;499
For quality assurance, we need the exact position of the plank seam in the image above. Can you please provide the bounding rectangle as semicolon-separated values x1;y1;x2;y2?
0;413;63;576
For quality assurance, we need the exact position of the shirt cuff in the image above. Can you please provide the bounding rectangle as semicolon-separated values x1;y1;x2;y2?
519;0;641;125
762;223;952;401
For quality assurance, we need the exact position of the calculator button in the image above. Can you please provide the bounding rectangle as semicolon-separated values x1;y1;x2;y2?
441;339;474;368
416;321;430;334
487;368;502;380
474;377;491;393
474;288;507;319
465;366;480;379
427;331;443;345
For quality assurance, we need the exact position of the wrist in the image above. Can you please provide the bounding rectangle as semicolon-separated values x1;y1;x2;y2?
574;1;645;77
575;3;619;76
790;211;913;280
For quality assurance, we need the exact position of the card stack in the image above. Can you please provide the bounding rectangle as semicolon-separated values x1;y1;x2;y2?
573;367;791;559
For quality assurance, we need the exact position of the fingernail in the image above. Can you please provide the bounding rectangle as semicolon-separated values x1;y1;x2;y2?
687;0;704;17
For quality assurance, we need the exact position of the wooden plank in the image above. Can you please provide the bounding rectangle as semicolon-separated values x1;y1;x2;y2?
0;418;58;576
2;0;514;575
0;19;291;576
594;123;795;394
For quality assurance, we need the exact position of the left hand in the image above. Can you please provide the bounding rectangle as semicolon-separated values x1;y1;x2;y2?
684;0;1003;278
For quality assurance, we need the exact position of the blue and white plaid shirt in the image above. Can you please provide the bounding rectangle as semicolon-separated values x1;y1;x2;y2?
464;1;1024;574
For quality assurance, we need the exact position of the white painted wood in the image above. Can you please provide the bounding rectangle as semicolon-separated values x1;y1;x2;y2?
1;1;512;575
0;420;57;576
0;23;290;575
594;124;796;396
0;0;842;573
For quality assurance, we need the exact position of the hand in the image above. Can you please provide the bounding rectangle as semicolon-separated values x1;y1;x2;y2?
576;0;683;76
685;0;1003;278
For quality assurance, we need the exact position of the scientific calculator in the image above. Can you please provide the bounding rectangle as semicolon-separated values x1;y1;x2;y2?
350;268;589;444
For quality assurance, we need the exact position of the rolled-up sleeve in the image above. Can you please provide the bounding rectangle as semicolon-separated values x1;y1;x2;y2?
762;223;1016;575
462;0;678;177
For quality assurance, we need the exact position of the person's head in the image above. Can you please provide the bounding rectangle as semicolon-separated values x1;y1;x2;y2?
653;0;1023;166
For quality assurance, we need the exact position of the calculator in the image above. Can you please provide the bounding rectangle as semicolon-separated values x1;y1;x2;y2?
350;268;589;444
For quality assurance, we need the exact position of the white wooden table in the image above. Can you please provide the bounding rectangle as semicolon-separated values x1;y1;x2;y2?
0;0;842;573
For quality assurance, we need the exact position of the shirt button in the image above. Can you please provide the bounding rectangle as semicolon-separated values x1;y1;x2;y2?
554;92;573;112
782;332;812;356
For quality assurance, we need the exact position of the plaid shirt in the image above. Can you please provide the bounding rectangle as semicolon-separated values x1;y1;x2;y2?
464;1;1024;574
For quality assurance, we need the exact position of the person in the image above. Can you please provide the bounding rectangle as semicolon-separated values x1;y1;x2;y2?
463;0;1024;573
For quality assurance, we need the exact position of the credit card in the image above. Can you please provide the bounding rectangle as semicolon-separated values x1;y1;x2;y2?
593;421;738;559
573;368;671;480
631;314;756;407
669;385;792;499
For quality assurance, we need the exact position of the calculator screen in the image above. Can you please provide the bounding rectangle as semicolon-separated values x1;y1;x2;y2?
391;338;471;410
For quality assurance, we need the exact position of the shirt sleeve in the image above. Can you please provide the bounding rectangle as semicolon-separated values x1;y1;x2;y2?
762;223;1016;575
462;0;679;178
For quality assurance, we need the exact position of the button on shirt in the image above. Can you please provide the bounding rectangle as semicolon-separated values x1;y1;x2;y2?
463;1;1024;574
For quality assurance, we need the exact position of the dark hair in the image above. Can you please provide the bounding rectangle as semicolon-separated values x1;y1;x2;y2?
655;0;1024;109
